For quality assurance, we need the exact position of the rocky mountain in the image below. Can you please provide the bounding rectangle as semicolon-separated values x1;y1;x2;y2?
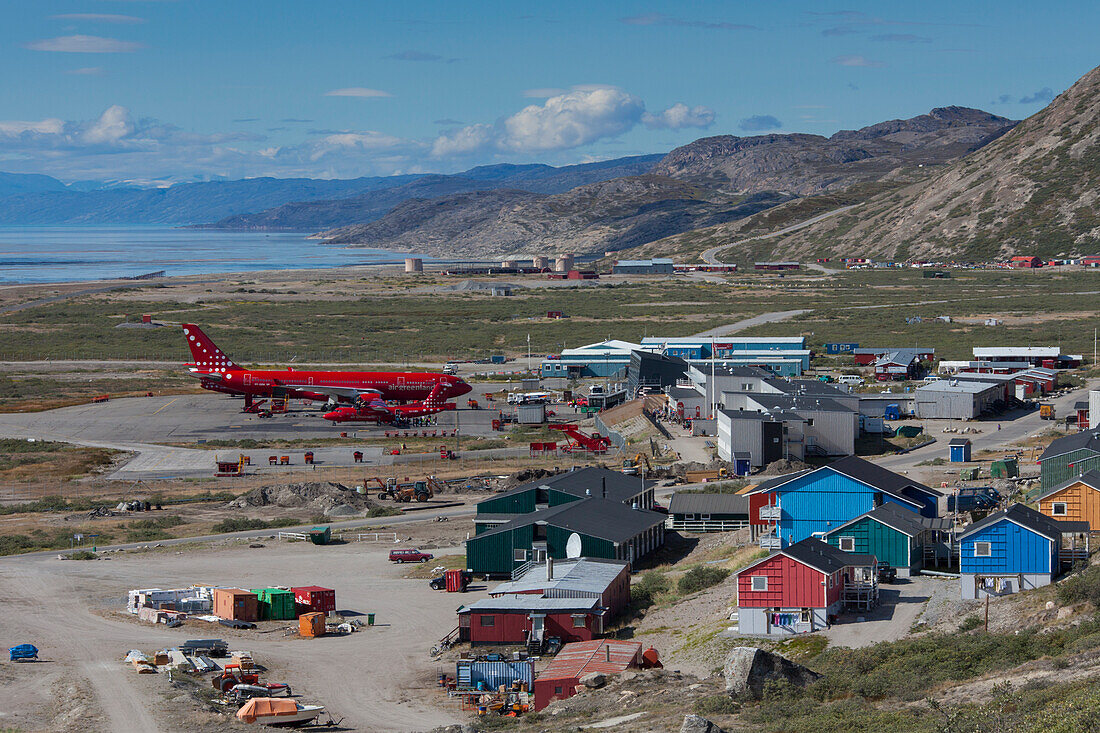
320;176;794;258
651;107;1016;194
197;155;663;231
749;64;1100;261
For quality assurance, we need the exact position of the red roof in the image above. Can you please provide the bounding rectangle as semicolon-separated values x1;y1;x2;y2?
538;640;642;681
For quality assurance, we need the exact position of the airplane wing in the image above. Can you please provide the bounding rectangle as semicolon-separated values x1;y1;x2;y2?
278;384;381;403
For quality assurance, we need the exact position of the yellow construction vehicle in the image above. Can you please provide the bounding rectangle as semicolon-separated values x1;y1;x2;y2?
622;453;652;475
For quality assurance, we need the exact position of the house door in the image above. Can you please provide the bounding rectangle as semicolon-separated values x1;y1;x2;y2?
243;373;252;386
530;615;545;644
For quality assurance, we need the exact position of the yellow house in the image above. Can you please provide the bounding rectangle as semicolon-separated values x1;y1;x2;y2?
1035;470;1100;530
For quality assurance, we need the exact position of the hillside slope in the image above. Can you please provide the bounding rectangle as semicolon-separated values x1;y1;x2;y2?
320;176;793;257
761;64;1100;260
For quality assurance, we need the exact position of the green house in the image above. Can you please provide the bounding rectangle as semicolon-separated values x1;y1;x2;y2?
1039;430;1100;489
822;503;931;577
251;588;297;621
474;467;655;535
466;496;666;577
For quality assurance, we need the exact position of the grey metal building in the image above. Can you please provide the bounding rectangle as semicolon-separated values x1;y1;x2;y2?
914;380;1004;419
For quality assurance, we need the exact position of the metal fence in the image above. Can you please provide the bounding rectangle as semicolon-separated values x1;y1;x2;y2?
665;518;750;532
593;414;626;452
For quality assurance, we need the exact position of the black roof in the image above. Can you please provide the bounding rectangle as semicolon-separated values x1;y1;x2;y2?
781;538;875;574
748;393;853;413
948;438;971;446
493;466;654;505
1034;469;1100;502
1040;429;1100;461
828;502;926;538
763;378;853;399
959;502;1089;540
826;455;939;499
668;492;749;516
475;496;667;544
747;455;938;503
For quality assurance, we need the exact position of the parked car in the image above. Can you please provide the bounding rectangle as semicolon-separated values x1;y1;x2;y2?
389;548;434;563
877;563;898;584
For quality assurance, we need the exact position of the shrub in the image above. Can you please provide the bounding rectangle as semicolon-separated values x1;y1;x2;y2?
694;694;740;715
1056;565;1100;607
958;614;983;632
678;565;731;595
211;517;302;533
67;550;97;560
630;571;672;609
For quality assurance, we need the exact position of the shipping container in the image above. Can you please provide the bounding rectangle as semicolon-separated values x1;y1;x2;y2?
252;588;297;621
291;586;336;614
445;569;468;593
212;588;258;622
309;526;331;545
456;660;533;691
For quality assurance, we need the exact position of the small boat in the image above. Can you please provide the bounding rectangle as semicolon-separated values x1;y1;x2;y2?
235;697;325;727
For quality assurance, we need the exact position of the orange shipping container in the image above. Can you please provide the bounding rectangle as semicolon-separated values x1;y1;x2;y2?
299;611;325;638
213;588;259;622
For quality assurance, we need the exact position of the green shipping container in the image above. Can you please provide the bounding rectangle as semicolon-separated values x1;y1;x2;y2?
252;588;297;620
960;467;980;481
991;458;1019;479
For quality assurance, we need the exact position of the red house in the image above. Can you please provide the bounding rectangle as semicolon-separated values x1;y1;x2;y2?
457;596;605;649
735;538;876;635
533;640;643;710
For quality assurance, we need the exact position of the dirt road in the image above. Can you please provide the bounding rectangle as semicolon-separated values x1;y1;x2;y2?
699;205;860;265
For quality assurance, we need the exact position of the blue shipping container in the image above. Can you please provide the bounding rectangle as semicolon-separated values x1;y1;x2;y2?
825;342;859;354
456;660;534;691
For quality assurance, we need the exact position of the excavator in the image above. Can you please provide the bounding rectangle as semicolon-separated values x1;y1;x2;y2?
369;476;440;502
622;453;652;476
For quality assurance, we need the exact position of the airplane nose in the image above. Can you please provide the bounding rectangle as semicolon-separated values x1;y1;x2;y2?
454;379;472;397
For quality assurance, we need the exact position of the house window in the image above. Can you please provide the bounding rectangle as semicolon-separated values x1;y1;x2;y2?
571;614;587;628
806;418;814;426
800;608;811;623
701;513;711;521
555;686;563;695
513;549;528;562
838;536;855;552
479;615;495;627
1052;502;1068;516
750;576;768;592
685;513;696;521
974;541;992;558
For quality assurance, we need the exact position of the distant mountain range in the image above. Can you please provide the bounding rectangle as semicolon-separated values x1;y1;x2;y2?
0;156;662;227
0;97;1048;260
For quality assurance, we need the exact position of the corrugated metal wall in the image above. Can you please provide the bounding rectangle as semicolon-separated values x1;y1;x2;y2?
824;516;911;569
961;520;1056;575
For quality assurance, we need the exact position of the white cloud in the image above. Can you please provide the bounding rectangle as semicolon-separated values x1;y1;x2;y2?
82;105;134;145
0;118;66;136
25;35;144;53
324;87;393;98
434;87;646;157
51;14;145;24
642;103;715;130
832;54;885;68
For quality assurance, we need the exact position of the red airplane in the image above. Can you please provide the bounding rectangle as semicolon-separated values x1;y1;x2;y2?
323;383;456;424
182;324;471;406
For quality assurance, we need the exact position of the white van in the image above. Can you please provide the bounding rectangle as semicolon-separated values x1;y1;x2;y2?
442;363;458;375
836;375;864;385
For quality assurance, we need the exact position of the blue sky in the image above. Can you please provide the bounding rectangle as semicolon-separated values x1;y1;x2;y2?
1;0;1097;184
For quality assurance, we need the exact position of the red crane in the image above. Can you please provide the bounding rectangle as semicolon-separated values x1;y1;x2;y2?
548;424;612;454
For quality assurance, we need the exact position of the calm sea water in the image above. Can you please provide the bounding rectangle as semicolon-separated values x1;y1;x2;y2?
0;226;427;283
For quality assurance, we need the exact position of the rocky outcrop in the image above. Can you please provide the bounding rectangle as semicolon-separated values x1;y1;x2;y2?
722;646;821;698
227;481;380;517
681;714;727;733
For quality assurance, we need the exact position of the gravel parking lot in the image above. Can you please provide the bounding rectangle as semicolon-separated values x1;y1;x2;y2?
0;536;472;732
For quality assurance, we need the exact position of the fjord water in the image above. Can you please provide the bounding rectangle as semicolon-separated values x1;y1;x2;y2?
0;226;419;283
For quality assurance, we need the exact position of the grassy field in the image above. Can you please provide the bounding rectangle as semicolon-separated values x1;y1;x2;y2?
0;269;1096;364
0;438;116;483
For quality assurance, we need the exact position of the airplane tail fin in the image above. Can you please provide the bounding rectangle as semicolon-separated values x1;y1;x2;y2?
181;324;238;370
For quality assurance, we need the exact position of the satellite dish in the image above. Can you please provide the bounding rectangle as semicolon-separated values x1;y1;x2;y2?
566;533;582;559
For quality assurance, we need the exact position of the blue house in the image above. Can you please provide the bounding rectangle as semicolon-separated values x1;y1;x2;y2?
748;455;942;548
958;503;1089;599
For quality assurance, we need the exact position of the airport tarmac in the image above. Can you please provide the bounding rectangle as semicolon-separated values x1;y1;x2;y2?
0;387;533;479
